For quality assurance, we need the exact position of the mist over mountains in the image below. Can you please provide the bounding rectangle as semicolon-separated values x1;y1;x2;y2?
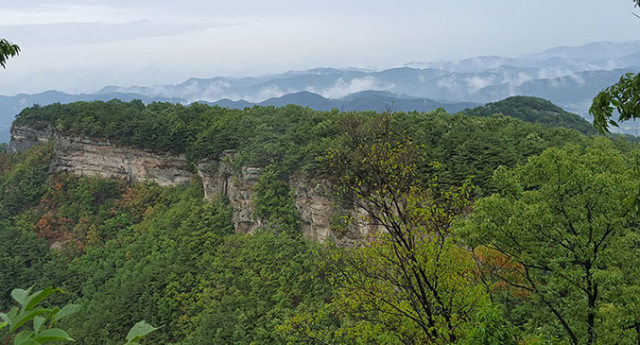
203;90;478;114
1;40;639;142
101;41;639;108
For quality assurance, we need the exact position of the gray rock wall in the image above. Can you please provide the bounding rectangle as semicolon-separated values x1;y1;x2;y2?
10;125;379;242
10;125;191;187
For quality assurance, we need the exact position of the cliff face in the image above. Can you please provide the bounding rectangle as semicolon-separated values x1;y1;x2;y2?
196;154;264;234
195;154;345;241
10;125;191;187
9;125;52;153
10;125;378;242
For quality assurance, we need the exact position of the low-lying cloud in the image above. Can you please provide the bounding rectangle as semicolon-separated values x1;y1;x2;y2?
308;76;394;99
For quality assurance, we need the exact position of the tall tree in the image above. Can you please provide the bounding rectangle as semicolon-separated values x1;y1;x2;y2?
0;39;20;69
460;138;640;344
320;115;500;343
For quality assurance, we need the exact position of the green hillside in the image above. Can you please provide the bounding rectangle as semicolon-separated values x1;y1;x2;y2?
459;95;597;134
13;100;605;195
3;101;640;344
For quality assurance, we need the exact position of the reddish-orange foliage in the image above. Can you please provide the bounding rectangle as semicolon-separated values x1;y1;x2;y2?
35;211;74;243
473;246;533;298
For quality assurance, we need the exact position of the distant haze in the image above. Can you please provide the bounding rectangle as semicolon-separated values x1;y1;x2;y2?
1;0;639;95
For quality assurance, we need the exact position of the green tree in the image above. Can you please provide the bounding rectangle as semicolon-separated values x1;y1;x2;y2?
461;96;596;135
320;115;501;343
252;165;300;235
591;72;640;134
590;1;640;133
0;39;19;69
460;138;640;344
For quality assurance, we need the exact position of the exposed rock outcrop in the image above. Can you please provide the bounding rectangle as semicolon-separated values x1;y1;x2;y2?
10;125;378;242
290;176;336;242
11;125;191;187
54;136;191;187
196;152;263;234
9;125;52;153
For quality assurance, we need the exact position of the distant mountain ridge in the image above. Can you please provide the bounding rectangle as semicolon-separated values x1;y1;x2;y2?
0;90;478;142
96;41;639;118
2;40;640;141
203;90;478;114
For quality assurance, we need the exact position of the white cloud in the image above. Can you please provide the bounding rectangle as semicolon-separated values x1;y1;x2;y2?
0;4;137;25
437;77;461;93
249;85;285;102
465;76;495;93
2;0;640;96
310;77;392;99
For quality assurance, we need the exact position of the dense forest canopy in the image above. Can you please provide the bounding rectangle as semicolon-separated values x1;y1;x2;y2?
14;99;629;195
3;99;640;344
459;96;597;135
4;1;640;343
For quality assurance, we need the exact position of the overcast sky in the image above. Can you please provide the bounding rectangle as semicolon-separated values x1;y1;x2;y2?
0;0;638;95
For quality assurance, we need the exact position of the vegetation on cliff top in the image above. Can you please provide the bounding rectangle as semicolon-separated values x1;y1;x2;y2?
13;99;624;196
6;98;640;343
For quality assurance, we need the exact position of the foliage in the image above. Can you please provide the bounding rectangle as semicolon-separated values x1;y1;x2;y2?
45;180;331;344
392;109;592;196
125;321;160;345
0;141;331;343
591;72;640;134
252;165;301;235
460;138;640;344
0;287;158;345
320;115;503;343
0;225;63;312
13;101;341;173
0;145;68;310
181;231;331;344
461;96;596;134
14;99;621;195
590;1;640;133
0;287;79;344
4;96;640;344
0;39;19;69
459;305;520;345
0;144;53;216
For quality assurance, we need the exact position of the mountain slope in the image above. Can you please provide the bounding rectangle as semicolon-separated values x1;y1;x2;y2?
204;91;479;114
459;96;596;134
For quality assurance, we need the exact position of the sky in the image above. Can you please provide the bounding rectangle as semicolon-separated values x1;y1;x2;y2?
0;0;638;95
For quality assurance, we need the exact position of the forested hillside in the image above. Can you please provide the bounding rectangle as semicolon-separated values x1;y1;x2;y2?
3;100;640;344
13;99;620;194
459;96;597;134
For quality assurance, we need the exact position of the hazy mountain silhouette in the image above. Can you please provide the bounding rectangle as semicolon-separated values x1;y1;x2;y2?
3;40;640;141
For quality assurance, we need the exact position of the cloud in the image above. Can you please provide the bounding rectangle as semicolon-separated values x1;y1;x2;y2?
308;76;393;99
0;20;229;47
0;4;135;26
198;81;235;102
250;85;285;102
535;68;586;86
437;77;461;93
465;76;495;93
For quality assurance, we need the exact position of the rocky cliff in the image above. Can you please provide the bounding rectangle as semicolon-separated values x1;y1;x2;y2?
10;125;191;187
10;125;377;242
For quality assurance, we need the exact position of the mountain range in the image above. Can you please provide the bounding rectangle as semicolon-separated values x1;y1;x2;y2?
1;40;639;142
204;90;478;114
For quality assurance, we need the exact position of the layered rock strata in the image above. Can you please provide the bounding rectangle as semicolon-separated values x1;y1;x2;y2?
10;125;379;242
10;125;191;187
